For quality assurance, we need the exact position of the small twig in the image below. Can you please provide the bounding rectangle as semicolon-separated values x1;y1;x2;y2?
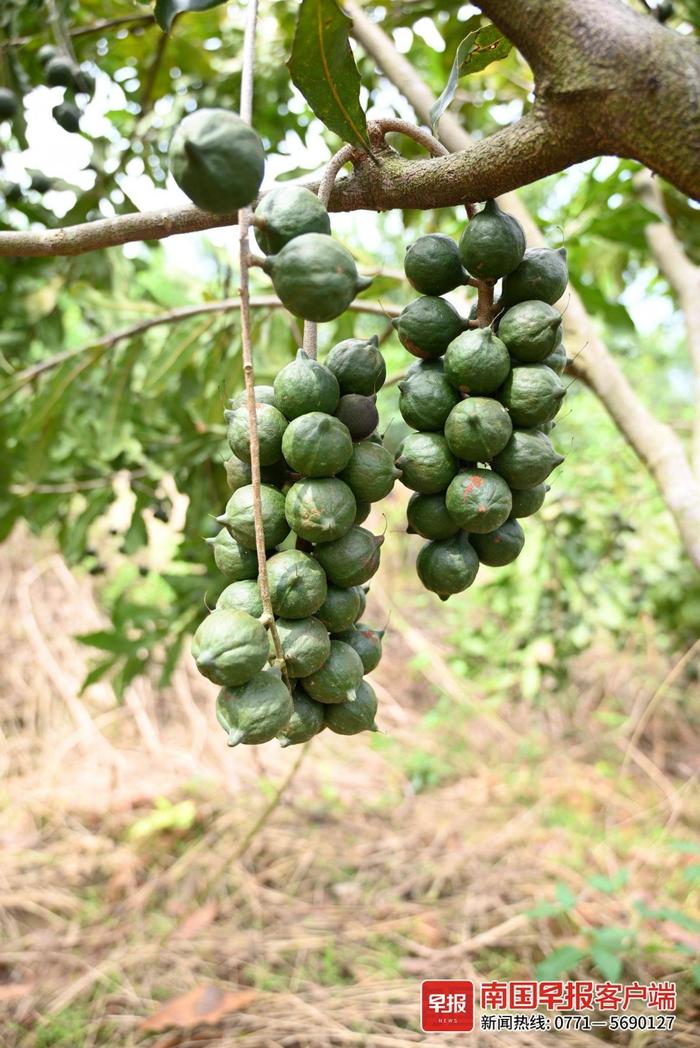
232;741;311;862
237;0;289;689
369;117;449;158
8;296;402;391
2;14;155;49
304;143;362;360
476;279;496;326
139;27;169;119
47;0;77;60
318;144;357;208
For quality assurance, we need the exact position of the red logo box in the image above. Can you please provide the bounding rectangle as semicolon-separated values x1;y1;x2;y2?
421;980;475;1032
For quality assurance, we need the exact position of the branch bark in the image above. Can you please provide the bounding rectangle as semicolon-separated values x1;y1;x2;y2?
476;0;700;201
636;173;700;476
1;2;698;257
346;0;700;571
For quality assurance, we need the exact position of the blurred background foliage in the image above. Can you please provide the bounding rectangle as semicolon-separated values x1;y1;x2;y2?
0;0;698;701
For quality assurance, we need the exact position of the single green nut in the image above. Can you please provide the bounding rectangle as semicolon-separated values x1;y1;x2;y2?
316;584;362;633
444;398;513;462
0;88;18;120
542;341;568;376
314;526;384;588
300;639;364;704
500;364;566;428
444;328;511;396
500;247;568;307
266;549;328;618
334;394;379;442
206;528;258;581
30;172;53;193
281;412;353;477
274;349;339;419
74;68;95;96
217;672;293;746
52;102;81;133
325;679;378;735
471;519;525;566
2;181;22;203
228;384;277;410
191;608;269;687
37;44;58;67
339;441;399;503
445;467;512;533
509;482;549;518
325;335;386;396
497;300;562;363
254;185;331;254
404;234;466;296
277;689;326;746
216;579;263;617
459;199;526;280
406;492;460;540
395;432;458;494
491;429;565;489
225;402;288;466
355;501;371;525
217;483;289;550
169;108;265;214
224;455;287;492
332;623;383;673
416;533;479;600
45;55;79;88
285;477;356;544
392;296;465;360
263;233;372;323
398;359;459;432
274;616;331;677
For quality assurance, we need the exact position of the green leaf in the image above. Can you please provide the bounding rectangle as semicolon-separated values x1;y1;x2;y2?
76;630;135;655
588;869;629;893
536;946;585;980
430;23;512;131
288;0;370;151
555;883;578;910
590;947;623;981
153;0;226;32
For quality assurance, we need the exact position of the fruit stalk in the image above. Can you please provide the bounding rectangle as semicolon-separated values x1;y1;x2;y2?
237;0;289;688
300;144;357;361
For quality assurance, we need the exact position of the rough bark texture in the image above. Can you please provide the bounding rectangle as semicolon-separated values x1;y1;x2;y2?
478;0;700;200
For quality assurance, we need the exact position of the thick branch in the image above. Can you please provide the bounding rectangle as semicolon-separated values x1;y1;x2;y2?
347;0;700;570
477;0;700;200
0;204;234;258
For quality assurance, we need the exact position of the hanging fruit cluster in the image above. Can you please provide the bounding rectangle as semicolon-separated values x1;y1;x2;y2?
170;110;394;747
393;201;569;599
0;45;95;204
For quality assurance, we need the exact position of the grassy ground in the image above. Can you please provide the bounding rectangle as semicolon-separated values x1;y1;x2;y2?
1;525;699;1047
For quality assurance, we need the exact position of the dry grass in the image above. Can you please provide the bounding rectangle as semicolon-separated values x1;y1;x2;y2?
1;529;699;1047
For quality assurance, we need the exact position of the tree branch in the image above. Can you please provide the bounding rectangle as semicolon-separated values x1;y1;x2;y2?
346;0;700;571
476;0;700;200
636;173;700;476
8;297;401;391
0;204;235;258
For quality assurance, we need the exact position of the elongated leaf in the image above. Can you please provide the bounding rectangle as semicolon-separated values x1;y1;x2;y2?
288;0;370;151
430;24;512;131
153;0;226;32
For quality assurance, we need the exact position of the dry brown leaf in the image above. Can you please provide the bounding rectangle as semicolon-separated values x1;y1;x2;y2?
173;901;218;939
0;982;34;1002
140;985;257;1033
